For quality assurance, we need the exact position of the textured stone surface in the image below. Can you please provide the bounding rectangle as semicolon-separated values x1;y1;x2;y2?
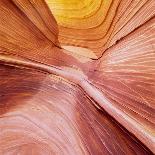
0;0;155;154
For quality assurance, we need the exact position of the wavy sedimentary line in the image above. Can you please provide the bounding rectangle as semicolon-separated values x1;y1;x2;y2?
11;0;59;44
0;39;154;152
0;0;59;59
0;0;95;71
0;63;153;154
46;0;155;58
0;0;155;154
89;16;155;152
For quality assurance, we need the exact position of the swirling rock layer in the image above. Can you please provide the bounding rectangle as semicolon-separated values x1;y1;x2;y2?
0;64;152;154
0;0;155;154
46;0;155;58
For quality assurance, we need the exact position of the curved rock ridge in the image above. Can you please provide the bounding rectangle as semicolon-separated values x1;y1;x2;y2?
89;16;155;152
0;64;153;155
0;0;155;154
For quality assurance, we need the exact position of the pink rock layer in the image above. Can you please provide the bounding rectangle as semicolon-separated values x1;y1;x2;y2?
0;0;155;154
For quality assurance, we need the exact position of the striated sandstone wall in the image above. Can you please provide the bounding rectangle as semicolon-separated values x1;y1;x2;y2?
0;0;155;154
